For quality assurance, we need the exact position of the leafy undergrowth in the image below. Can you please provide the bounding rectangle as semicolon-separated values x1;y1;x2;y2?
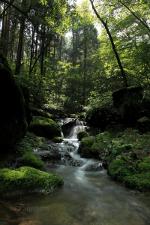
16;132;45;169
79;129;150;191
0;166;63;195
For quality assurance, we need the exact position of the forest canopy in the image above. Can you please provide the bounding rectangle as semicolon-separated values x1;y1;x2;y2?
0;0;150;112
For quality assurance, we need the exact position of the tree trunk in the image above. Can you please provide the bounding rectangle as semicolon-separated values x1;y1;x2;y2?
82;26;87;104
0;2;10;57
15;0;27;75
90;0;128;87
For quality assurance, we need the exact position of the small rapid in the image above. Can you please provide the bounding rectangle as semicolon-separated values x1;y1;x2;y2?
0;119;150;225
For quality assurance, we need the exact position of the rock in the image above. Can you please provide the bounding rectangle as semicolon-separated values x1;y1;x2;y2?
0;166;63;195
137;116;150;133
62;118;77;137
36;142;62;161
112;86;143;126
77;131;89;141
0;55;27;152
35;150;61;161
86;106;121;130
82;162;103;171
29;116;61;139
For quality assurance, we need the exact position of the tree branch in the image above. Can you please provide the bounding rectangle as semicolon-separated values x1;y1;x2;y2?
119;0;150;33
89;0;128;87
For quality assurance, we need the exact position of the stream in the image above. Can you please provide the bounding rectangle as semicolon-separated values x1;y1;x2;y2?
0;120;150;225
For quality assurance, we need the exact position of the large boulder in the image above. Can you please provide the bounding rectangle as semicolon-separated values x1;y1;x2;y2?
86;106;121;130
112;86;144;126
0;55;27;152
61;118;77;137
29;116;61;139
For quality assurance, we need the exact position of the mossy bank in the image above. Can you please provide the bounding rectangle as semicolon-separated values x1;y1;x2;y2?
78;130;150;191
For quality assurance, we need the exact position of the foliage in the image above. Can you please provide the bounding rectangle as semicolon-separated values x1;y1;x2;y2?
0;166;63;194
79;129;150;190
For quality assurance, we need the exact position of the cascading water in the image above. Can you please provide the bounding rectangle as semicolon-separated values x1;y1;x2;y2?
0;118;150;225
60;119;102;170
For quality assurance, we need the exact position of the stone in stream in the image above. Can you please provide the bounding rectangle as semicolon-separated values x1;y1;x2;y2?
61;118;77;137
82;162;103;171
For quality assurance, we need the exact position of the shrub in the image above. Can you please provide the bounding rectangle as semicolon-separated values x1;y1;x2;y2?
16;132;45;169
124;173;150;191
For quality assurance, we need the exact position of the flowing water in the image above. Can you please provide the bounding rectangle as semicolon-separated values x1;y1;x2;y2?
0;120;150;225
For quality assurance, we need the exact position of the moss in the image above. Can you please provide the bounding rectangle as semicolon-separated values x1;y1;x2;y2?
78;129;150;191
78;136;95;158
29;116;61;139
78;132;113;159
52;137;63;143
77;131;89;141
21;151;44;169
0;166;63;194
124;173;150;191
16;132;45;169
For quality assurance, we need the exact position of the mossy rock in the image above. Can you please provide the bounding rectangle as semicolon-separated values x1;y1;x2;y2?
20;151;44;169
29;116;61;139
16;132;45;169
78;136;97;158
0;55;27;152
77;131;89;141
52;137;63;143
0;166;63;195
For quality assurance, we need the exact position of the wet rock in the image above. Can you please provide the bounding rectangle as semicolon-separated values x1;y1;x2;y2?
35;150;61;161
86;106;121;130
82;162;103;171
61;152;83;167
35;142;61;161
62;118;77;137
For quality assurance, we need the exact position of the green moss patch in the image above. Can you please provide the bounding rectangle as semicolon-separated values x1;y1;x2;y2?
16;132;45;169
0;166;63;194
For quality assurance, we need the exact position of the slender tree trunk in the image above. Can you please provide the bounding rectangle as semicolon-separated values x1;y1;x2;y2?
40;25;46;76
0;2;10;57
15;0;27;75
82;26;87;104
29;26;35;75
90;0;128;87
